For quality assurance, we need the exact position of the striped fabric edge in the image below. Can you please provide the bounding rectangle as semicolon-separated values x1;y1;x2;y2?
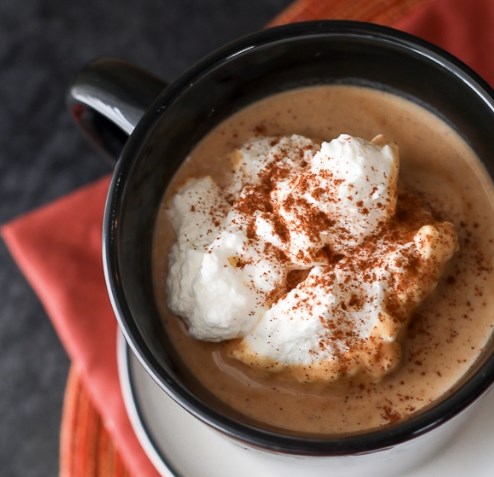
59;366;131;477
269;0;428;26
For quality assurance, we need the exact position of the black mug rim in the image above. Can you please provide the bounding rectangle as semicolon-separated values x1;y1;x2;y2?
103;20;494;455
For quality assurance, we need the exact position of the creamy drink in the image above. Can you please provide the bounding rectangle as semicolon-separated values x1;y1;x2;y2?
152;85;494;434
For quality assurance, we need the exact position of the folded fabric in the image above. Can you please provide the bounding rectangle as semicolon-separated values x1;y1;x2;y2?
395;0;494;86
2;0;494;476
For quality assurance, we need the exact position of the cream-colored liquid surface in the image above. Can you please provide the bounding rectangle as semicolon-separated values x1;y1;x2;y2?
152;85;494;435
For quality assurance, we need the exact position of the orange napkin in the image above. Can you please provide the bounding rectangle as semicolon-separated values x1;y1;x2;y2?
3;0;494;476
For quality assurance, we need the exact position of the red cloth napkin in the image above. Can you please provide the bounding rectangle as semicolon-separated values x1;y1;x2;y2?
2;0;494;476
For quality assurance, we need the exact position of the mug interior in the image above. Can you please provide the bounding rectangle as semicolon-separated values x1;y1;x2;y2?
104;21;494;454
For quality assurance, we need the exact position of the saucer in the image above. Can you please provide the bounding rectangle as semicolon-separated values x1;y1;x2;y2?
117;332;494;477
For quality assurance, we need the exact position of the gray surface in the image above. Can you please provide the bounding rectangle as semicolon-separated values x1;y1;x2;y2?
0;0;291;475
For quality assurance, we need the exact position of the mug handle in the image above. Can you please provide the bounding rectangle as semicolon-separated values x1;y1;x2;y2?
67;58;167;162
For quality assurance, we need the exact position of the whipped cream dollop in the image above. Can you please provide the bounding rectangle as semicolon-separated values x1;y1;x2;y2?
166;134;458;382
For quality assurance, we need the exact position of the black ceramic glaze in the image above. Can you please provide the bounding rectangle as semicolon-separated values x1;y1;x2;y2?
68;21;494;455
68;58;167;160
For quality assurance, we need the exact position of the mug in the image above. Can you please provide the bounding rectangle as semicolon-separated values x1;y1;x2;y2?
68;20;494;476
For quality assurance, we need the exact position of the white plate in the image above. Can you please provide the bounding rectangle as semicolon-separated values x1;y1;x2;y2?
118;332;494;477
